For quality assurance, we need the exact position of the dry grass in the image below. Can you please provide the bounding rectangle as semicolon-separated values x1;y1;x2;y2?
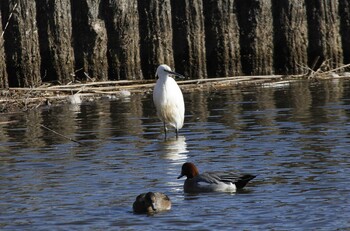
1;71;350;113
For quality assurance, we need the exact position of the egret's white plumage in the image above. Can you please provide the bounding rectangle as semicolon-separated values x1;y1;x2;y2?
153;64;185;138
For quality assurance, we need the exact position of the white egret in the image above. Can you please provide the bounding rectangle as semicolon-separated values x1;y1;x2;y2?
153;64;185;138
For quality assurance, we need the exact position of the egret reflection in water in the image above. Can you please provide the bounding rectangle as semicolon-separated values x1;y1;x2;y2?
159;136;188;161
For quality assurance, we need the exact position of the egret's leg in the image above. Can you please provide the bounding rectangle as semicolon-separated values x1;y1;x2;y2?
163;122;167;139
175;128;179;138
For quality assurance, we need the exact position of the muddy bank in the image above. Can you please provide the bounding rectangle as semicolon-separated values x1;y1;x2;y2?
2;69;350;114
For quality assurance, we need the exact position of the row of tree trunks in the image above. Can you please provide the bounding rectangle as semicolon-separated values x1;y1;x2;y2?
0;0;350;87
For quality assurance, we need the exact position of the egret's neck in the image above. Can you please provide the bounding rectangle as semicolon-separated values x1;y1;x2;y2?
158;75;169;84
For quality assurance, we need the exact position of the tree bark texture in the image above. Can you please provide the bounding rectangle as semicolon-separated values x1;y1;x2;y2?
35;0;75;84
1;0;41;87
137;0;174;79
0;9;8;88
0;0;350;87
203;0;241;77
171;0;207;79
305;0;343;69
339;0;350;64
103;0;141;80
272;0;308;74
71;0;108;81
236;0;274;75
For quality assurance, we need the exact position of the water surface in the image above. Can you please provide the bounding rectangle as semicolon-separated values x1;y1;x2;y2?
1;79;350;230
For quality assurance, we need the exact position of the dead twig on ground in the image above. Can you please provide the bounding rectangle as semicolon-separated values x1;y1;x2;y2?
297;60;350;79
1;72;350;113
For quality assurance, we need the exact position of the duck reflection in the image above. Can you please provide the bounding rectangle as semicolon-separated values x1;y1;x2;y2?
160;136;188;161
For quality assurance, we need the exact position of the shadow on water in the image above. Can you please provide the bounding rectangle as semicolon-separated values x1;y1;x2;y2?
1;79;350;230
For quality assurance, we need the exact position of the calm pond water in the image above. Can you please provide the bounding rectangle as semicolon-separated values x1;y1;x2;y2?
1;79;350;230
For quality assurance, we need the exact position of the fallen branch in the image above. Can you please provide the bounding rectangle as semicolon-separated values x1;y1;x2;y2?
1;73;350;113
321;63;350;75
47;80;153;89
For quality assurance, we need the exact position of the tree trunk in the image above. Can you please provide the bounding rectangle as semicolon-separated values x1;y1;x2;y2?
339;0;350;64
1;0;41;87
272;0;308;74
71;0;108;81
102;0;141;80
236;0;274;75
35;0;74;84
137;0;174;79
203;0;241;77
1;0;350;86
171;0;207;78
305;0;343;70
0;7;8;88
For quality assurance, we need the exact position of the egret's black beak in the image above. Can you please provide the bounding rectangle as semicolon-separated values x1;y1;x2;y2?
164;69;185;79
